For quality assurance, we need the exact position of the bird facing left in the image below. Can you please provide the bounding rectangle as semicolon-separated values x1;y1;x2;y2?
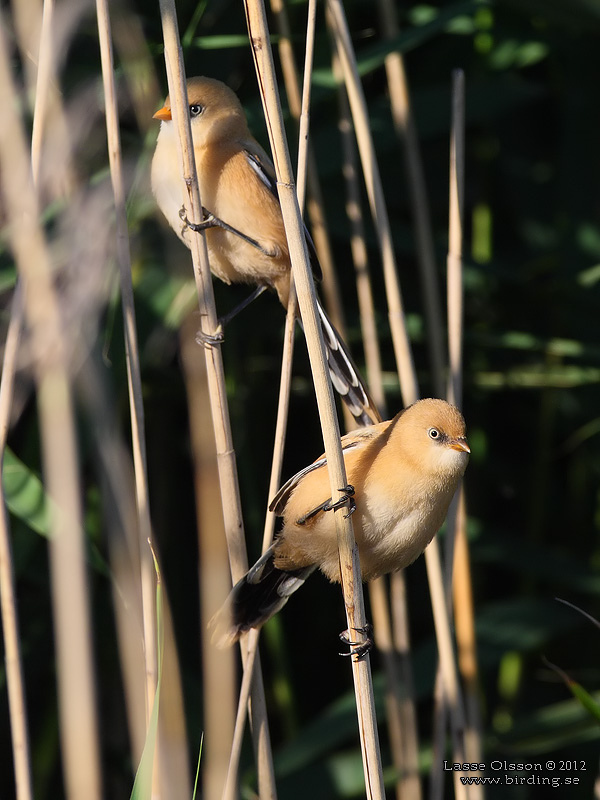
151;76;380;427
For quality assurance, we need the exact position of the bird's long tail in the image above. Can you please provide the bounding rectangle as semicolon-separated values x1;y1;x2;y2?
315;299;382;428
210;544;316;648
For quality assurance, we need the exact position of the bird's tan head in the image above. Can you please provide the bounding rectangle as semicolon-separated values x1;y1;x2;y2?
397;398;470;478
153;76;248;147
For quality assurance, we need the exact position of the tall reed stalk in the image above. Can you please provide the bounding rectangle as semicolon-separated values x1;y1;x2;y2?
326;5;473;797
96;0;159;747
0;287;33;800
445;69;483;786
243;0;385;795
157;1;277;796
0;9;102;798
334;53;421;800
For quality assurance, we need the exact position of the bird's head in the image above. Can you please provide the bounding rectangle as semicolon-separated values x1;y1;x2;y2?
153;76;248;148
397;398;470;479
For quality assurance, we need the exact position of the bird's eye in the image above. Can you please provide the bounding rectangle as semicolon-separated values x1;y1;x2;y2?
428;427;440;440
189;104;203;117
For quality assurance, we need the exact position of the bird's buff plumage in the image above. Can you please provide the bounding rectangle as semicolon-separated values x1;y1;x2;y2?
211;398;470;647
151;76;380;427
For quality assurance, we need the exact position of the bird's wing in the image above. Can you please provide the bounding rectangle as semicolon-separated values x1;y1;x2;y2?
268;424;384;517
243;146;322;281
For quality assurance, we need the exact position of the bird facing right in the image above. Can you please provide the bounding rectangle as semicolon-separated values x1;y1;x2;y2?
212;398;470;647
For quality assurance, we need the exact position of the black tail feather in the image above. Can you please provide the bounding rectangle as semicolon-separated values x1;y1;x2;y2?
315;300;382;427
210;545;315;647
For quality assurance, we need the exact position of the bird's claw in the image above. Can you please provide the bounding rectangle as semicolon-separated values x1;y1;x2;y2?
196;326;225;348
323;485;355;514
339;624;374;660
180;205;216;233
344;496;357;519
179;205;273;257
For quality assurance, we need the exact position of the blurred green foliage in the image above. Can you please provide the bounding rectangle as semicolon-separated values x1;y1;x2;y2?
2;0;600;797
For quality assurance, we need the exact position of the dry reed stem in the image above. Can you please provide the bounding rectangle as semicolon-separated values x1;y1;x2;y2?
76;357;149;765
270;0;346;337
232;6;348;759
0;10;102;799
376;0;446;396
369;577;422;800
426;546;468;800
390;571;422;799
326;4;471;793
452;490;483;768
97;9;194;797
243;0;385;796
335;70;387;417
30;0;55;181
429;69;471;800
222;629;260;800
261;0;317;552
95;0;159;744
445;69;483;781
261;292;297;551
29;0;76;202
296;0;317;210
10;0;42;101
0;2;57;795
270;0;351;437
447;70;465;411
334;53;421;799
226;3;322;766
76;353;188;800
0;285;33;800
326;0;417;408
181;317;237;800
157;3;277;797
180;313;238;799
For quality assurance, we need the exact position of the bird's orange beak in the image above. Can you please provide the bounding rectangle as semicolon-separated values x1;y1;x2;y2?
153;105;172;121
449;438;470;454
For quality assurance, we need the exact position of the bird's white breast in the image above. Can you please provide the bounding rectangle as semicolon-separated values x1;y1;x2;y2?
356;482;449;579
151;122;191;245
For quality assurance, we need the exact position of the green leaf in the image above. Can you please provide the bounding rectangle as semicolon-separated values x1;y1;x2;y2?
2;447;51;536
544;658;600;723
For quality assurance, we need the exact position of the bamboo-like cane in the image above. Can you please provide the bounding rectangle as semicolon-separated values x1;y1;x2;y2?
180;317;235;800
0;9;102;800
325;3;470;794
335;70;387;417
11;0;42;102
261;292;298;552
390;571;422;799
376;0;446;397
222;7;322;782
260;0;318;552
334;57;422;800
270;0;347;336
242;0;385;796
97;6;194;797
296;0;317;211
0;284;33;800
445;69;484;789
95;0;159;747
326;0;417;408
431;70;472;800
447;71;465;414
0;2;62;798
156;3;277;798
